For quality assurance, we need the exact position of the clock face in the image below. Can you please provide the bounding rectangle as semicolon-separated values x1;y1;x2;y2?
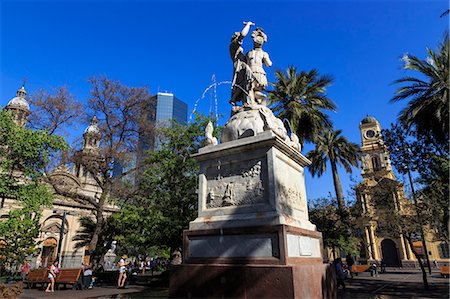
365;129;376;139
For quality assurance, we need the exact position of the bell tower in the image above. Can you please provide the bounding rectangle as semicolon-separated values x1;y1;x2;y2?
4;86;30;127
356;115;413;266
359;115;394;179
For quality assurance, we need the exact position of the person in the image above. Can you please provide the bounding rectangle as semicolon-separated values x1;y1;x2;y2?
345;254;355;278
370;262;379;277
21;260;31;281
380;258;387;273
433;259;439;269
117;255;129;288
45;260;59;293
334;258;346;291
83;265;94;289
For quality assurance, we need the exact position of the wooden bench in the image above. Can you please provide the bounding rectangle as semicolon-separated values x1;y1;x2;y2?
352;265;370;276
440;266;449;278
24;268;48;289
55;268;83;290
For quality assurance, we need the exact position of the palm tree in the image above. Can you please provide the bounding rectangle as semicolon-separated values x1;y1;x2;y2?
391;34;449;149
269;66;337;147
306;129;359;211
72;216;116;268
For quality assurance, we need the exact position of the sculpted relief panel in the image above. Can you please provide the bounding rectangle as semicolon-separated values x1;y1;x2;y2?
205;158;267;208
276;155;306;214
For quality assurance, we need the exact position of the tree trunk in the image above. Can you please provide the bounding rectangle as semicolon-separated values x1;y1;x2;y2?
89;193;106;266
406;235;429;290
330;159;345;211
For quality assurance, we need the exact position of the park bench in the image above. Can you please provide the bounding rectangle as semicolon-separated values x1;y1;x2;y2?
55;268;83;290
352;265;370;276
24;268;48;288
440;266;449;278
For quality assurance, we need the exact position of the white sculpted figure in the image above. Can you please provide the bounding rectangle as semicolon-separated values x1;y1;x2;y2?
204;121;218;146
229;22;272;107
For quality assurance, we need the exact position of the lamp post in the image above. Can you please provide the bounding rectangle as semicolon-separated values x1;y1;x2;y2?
53;210;74;267
56;211;67;266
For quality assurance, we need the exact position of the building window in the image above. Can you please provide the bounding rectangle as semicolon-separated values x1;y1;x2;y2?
371;156;381;171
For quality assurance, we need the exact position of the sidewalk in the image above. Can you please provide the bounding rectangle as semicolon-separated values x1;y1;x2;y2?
338;269;450;298
20;285;168;299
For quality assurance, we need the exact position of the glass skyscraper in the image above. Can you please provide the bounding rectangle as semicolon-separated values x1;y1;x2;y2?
113;92;187;181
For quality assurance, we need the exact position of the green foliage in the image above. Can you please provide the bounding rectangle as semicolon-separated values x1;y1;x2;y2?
308;197;359;258
113;114;219;254
269;66;336;146
71;215;116;265
0;110;67;268
391;34;449;147
383;123;449;242
306;128;359;211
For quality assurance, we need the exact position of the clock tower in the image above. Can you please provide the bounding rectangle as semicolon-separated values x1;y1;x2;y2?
359;115;394;179
356;115;410;266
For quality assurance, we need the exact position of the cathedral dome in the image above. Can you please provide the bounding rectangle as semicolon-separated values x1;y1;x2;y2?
6;86;30;112
361;115;378;124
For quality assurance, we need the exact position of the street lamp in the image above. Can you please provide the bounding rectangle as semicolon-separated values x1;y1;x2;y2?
53;210;75;267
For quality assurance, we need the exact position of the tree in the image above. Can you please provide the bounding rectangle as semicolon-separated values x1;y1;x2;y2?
309;197;360;260
369;177;430;290
391;34;449;149
71;215;116;266
383;123;449;247
47;76;153;264
0;110;67;270
306;128;359;211
28;86;83;136
269;66;336;147
114;114;219;255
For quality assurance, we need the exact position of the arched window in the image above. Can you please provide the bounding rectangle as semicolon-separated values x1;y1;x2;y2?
371;156;381;171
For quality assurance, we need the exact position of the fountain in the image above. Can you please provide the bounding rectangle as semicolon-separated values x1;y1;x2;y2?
169;21;334;299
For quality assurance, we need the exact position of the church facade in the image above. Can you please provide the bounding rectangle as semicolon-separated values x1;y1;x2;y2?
1;86;116;269
355;115;449;267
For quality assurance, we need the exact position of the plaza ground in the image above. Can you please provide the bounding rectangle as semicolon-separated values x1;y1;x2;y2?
337;268;449;299
19;268;449;298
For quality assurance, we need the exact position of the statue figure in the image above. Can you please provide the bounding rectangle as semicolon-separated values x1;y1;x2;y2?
230;22;272;108
204;121;218;146
230;21;254;107
247;28;272;106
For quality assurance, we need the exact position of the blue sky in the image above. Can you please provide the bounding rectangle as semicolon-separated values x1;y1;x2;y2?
1;0;448;202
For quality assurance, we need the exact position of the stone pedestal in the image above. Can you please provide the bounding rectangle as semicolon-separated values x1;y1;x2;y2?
169;131;335;298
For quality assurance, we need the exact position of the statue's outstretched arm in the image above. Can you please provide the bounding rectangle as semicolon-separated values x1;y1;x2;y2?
240;21;255;40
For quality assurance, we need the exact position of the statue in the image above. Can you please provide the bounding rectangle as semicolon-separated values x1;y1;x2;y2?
230;22;272;108
204;121;218;146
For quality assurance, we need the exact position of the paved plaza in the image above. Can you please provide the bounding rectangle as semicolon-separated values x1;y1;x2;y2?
337;269;449;299
20;285;167;299
17;268;449;299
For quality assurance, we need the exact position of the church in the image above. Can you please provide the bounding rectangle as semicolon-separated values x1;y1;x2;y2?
355;115;449;267
1;86;116;269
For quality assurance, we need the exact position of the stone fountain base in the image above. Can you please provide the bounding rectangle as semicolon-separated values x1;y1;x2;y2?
169;224;336;299
169;130;335;298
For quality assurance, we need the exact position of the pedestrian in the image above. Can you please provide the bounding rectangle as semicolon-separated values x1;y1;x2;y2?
345;254;355;278
21;260;31;281
381;258;386;273
334;258;346;291
370;262;379;277
433;259;439;269
117;255;129;288
83;265;94;289
45;260;59;293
